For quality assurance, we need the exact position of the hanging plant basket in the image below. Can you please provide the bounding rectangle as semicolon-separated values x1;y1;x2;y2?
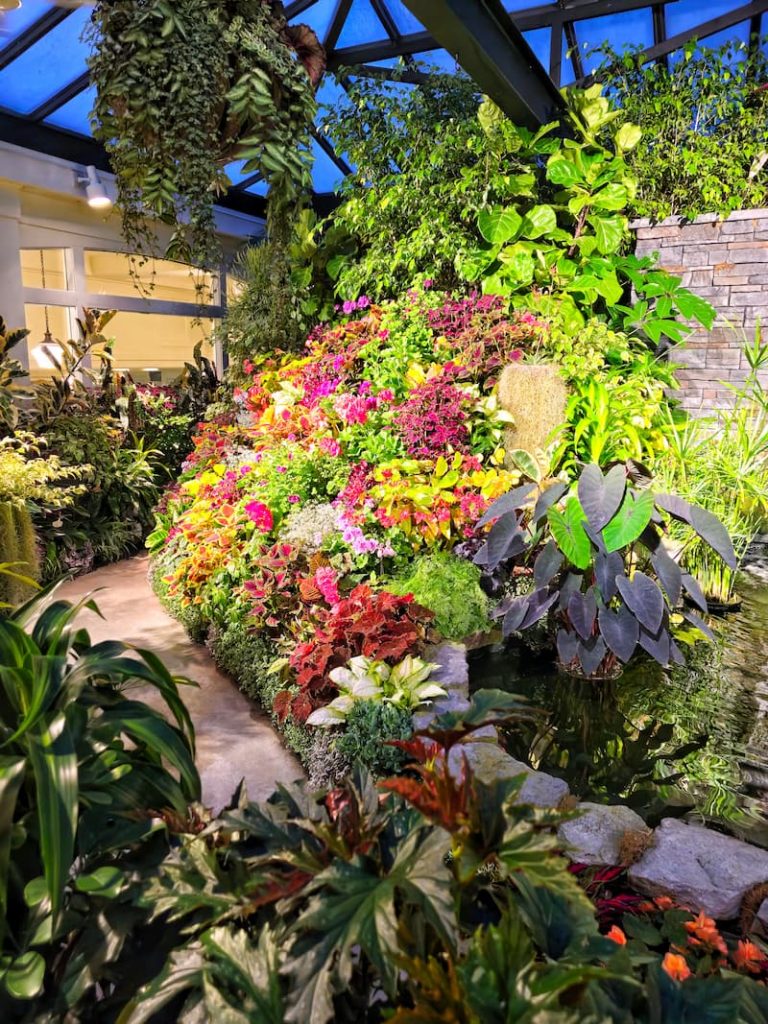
87;0;325;268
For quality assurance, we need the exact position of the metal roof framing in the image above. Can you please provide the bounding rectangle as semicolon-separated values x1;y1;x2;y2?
0;0;765;210
401;0;564;126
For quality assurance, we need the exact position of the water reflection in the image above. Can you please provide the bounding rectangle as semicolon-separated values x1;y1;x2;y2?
469;565;768;847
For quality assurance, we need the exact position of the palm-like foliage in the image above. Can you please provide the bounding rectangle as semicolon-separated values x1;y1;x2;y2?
0;589;199;1001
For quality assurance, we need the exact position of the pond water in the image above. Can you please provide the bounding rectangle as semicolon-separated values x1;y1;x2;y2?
468;556;768;848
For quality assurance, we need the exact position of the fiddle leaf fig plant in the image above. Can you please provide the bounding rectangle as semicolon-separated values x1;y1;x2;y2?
88;0;323;268
474;463;737;679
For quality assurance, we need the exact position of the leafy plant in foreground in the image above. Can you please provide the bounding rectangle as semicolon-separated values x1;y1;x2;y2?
475;463;736;678
0;590;200;1003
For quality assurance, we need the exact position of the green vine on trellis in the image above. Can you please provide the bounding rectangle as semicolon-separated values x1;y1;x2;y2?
87;0;324;270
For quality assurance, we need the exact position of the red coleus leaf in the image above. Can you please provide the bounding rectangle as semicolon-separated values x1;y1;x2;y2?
273;690;294;723
291;691;315;724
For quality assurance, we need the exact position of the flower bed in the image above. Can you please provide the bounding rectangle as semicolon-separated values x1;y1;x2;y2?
149;289;550;776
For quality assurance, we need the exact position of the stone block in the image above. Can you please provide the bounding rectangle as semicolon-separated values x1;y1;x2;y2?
557;803;650;866
719;220;758;236
705;348;741;368
747;274;768;284
682;247;719;267
681;269;713;288
728;240;768;250
447;743;569;808
729;292;767;307
679;224;723;243
628;818;768;919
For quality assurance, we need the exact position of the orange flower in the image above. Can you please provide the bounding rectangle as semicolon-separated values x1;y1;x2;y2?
606;925;627;945
733;939;765;974
662;952;691;982
684;911;727;955
654;895;675;911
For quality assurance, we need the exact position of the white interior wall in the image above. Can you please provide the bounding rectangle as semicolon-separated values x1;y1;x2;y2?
0;141;265;377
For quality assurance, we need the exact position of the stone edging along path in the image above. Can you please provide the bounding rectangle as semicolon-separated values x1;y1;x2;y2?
427;642;768;924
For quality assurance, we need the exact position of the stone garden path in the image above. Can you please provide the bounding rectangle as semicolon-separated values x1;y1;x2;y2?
59;555;303;811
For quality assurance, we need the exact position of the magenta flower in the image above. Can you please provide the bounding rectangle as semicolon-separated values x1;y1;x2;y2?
314;566;340;606
342;300;356;315
288;494;300;504
244;501;273;532
357;295;370;309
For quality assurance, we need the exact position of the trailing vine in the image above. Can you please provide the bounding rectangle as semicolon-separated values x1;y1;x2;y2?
87;0;324;269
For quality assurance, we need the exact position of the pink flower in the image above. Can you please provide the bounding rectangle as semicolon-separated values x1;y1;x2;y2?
319;437;342;457
357;295;370;309
423;279;433;289
288;494;300;504
314;566;340;606
244;501;273;532
342;300;356;315
379;329;390;340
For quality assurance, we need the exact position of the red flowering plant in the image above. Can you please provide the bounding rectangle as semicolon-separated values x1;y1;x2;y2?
237;541;305;631
395;369;472;459
576;864;768;984
273;584;435;724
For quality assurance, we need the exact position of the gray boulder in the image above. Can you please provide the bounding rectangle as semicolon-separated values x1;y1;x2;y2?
448;742;569;808
628;818;768;919
557;802;649;865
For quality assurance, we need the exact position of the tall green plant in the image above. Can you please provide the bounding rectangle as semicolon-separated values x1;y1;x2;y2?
0;317;28;439
0;590;199;1002
462;86;716;341
596;38;768;220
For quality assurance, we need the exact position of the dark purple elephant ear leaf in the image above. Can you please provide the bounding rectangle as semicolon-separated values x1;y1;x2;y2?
534;539;563;589
655;492;693;523
598;605;639;663
558;572;583;611
520;588;559;629
578;636;607;677
669;639;686;666
557;628;579;668
532;480;568;525
502;596;529;635
638;622;671;666
476;483;537;528
567;589;597;641
595;551;623;602
689;504;737;570
681;573;707;614
651;546;682;607
616;572;665;634
577;463;626;532
683;610;715;642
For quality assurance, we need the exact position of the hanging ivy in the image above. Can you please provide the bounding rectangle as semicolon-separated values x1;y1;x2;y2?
87;0;324;268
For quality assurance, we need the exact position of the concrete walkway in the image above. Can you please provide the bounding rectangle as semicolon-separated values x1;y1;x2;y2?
59;555;303;811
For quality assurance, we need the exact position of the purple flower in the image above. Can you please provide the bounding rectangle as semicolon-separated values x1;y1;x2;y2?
356;295;370;309
276;465;287;473
423;279;433;289
342;300;356;315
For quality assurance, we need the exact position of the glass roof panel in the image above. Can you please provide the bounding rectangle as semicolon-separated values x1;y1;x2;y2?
44;83;94;136
522;27;551;74
336;0;389;48
666;0;736;38
0;1;55;49
225;160;254;187
311;137;345;192
411;48;458;73
504;1;540;10
289;0;338;42
383;0;423;36
575;9;654;75
244;178;268;197
0;7;91;115
693;21;750;50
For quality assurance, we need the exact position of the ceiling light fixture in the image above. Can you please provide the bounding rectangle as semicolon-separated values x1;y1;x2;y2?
77;165;113;211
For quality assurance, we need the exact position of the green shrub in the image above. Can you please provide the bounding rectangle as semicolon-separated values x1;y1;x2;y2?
0;502;39;608
334;700;414;777
391;552;492;641
597;38;768;221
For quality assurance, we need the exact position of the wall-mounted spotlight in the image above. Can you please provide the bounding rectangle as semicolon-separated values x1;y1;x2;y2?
77;165;113;211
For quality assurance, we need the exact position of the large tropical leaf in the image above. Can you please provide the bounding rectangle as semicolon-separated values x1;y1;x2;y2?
547;498;592;570
27;713;78;926
284;825;454;1024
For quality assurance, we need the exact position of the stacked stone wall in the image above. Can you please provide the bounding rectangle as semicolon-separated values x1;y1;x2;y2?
632;210;768;413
